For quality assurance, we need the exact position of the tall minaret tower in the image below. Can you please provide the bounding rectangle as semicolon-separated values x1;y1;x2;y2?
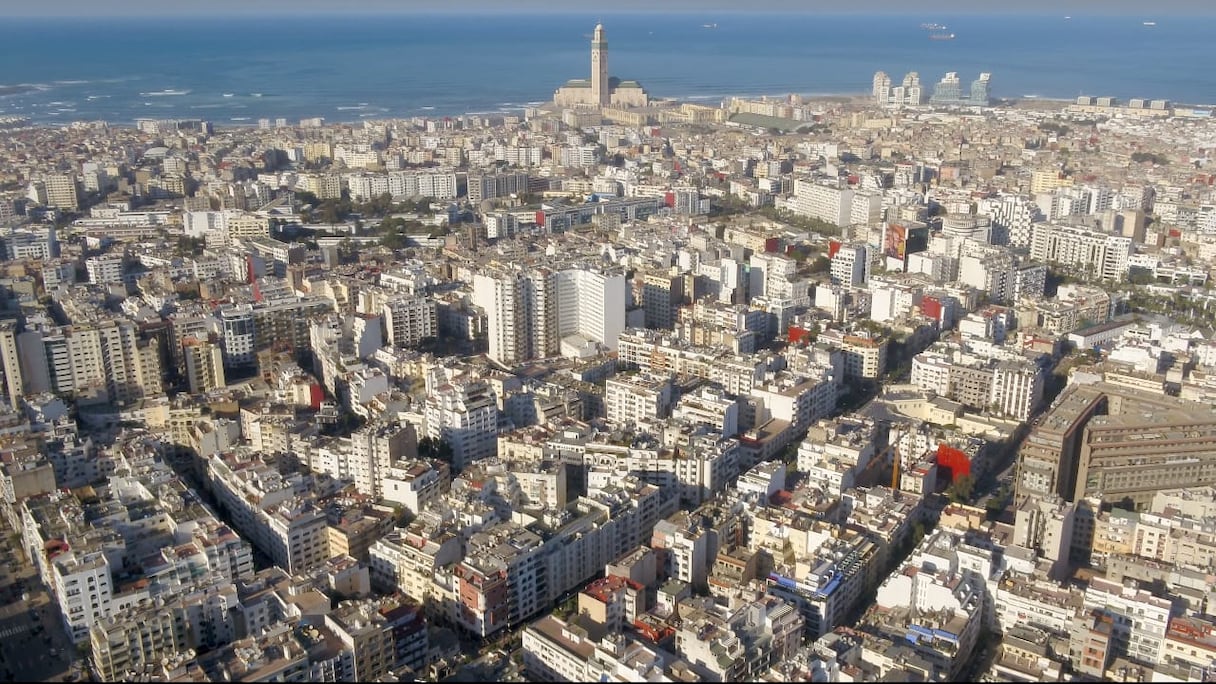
591;23;609;107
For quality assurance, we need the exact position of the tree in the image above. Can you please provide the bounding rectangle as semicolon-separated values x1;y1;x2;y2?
808;255;831;274
946;473;975;504
418;436;454;464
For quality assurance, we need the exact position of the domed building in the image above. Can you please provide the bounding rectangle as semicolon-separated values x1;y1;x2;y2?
553;23;650;109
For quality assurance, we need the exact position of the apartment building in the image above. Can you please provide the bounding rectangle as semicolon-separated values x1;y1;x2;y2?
90;603;191;681
604;372;673;426
182;337;226;394
206;453;332;573
382;296;437;348
423;370;498;469
1029;223;1131;281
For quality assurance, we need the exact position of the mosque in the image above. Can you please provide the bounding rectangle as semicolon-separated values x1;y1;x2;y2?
553;23;650;109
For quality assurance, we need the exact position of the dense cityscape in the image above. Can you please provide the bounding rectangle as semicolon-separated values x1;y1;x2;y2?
1;16;1216;684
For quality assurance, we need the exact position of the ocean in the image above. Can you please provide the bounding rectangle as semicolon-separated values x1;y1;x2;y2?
0;12;1212;126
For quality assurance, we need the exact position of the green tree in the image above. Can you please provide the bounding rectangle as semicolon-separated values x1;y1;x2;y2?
808;255;831;274
418;436;454;464
946;473;975;504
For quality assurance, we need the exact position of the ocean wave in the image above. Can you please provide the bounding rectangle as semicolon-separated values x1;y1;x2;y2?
52;80;90;85
0;83;52;97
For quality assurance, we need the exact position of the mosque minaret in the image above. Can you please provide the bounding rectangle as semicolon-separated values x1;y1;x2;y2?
553;23;649;109
591;22;609;106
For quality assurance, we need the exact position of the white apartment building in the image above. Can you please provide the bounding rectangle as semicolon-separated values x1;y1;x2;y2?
749;251;799;300
474;270;554;366
672;385;740;437
652;513;713;589
184;210;271;247
219;307;257;368
386;170;459;200
52;549;115;643
1030;223;1132;281
1082;576;1172;666
20;320;161;404
605;373;673;426
830;243;869;286
86;254;125;285
869;279;923;323
555;267;627;354
206;455;331;574
911;345;1043;420
382;296;437;347
978;194;1042;248
424;371;498;469
380;461;444;515
789;179;855;227
820;329;887;380
369;528;462;605
346;173;391;202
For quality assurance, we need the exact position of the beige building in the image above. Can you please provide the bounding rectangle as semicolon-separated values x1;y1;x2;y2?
1016;382;1216;508
553;24;650;109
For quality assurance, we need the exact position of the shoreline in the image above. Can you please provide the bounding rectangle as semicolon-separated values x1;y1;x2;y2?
8;90;1215;130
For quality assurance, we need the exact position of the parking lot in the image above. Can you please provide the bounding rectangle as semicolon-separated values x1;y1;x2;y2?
0;526;77;682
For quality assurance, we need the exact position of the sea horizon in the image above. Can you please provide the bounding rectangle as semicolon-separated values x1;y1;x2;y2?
1;12;1211;126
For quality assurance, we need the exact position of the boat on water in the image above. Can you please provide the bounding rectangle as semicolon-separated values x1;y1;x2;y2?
929;33;956;40
1143;21;1157;26
141;89;190;96
920;22;948;30
702;23;718;29
222;93;234;97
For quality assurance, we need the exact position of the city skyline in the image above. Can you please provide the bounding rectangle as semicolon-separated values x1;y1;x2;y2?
8;0;1215;16
1;5;1215;684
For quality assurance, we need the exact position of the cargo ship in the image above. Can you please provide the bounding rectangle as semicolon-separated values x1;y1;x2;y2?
929;33;956;40
920;22;948;30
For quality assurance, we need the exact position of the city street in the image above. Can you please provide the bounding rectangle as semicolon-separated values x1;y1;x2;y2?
0;525;75;682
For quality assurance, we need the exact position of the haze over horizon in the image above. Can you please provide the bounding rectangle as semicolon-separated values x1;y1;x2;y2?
8;0;1213;17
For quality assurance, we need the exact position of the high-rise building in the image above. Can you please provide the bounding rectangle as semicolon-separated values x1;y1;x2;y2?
382;296;437;348
872;71;892;106
0;321;24;409
423;370;497;470
556;267;626;351
183;337;226;394
43;174;79;210
640;271;685;331
931;72;962;104
929;71;992;106
219;307;257;368
970;72;992;105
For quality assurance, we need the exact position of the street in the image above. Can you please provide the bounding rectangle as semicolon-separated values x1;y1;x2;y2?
0;524;77;683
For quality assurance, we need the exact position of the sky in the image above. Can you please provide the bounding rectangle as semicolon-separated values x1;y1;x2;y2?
8;0;1213;16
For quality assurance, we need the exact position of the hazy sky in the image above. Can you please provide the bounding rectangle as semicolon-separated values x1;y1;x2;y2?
9;0;1213;17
